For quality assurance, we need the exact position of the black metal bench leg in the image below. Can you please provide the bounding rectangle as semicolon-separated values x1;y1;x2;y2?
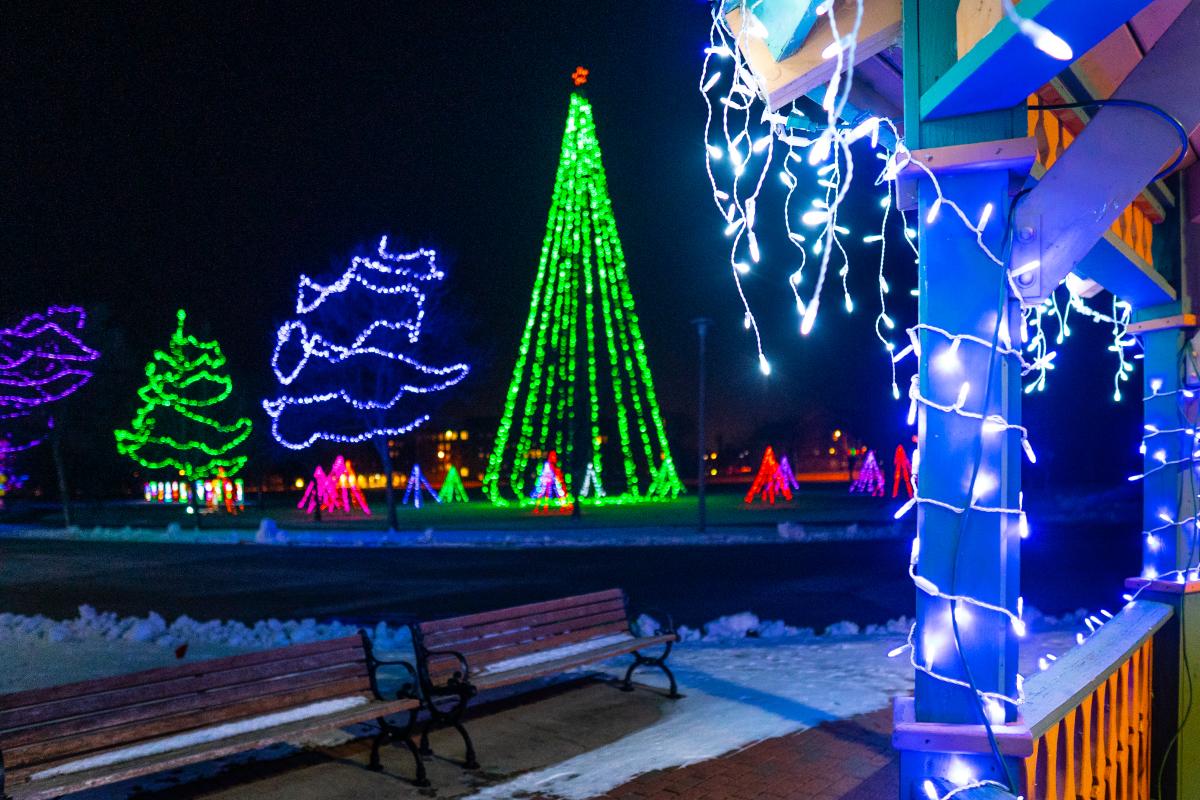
621;648;683;699
372;715;430;787
418;720;433;756
402;733;430;787
368;729;387;772
620;659;639;692
453;720;480;769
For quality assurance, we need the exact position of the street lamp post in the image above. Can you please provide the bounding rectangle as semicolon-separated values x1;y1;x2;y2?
691;317;712;532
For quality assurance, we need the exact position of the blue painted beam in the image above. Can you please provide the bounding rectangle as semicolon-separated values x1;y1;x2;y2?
1073;232;1175;310
921;0;1156;121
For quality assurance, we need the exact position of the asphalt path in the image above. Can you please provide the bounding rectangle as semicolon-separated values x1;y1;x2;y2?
0;521;1138;629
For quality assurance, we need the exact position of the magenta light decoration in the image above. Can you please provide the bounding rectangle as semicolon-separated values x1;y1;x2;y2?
0;306;99;448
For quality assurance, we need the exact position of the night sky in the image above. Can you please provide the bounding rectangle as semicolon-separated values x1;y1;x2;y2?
4;2;1141;487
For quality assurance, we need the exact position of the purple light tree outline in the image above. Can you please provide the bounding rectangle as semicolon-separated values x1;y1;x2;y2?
0;306;100;523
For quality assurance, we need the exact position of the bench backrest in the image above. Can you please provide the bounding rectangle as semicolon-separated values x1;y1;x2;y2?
417;589;630;685
0;635;372;778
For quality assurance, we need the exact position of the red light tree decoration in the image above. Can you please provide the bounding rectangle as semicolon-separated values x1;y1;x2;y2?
892;444;914;498
744;446;795;505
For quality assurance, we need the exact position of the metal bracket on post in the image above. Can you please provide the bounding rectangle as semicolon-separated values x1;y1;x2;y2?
1011;213;1043;303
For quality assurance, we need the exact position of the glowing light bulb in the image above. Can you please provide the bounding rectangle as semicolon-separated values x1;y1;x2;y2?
706;144;723;160
978;203;994;229
1018;512;1030;539
801;210;830;227
925;197;942;224
758;354;771;376
895;496;917;519
800;299;819;335
734;261;751;274
955;382;971;409
701;72;721;92
946;759;974;787
1019;17;1073;60
935;339;962;373
1151;378;1163;393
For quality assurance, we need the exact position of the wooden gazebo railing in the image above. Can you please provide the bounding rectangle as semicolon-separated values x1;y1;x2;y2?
1018;602;1170;800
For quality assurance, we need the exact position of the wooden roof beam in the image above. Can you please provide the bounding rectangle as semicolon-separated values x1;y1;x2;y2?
1011;1;1200;306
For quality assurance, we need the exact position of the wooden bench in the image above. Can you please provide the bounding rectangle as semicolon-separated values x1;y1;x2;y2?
0;632;429;799
412;588;679;767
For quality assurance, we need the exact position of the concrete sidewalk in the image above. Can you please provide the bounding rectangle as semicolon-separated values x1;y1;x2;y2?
548;707;896;800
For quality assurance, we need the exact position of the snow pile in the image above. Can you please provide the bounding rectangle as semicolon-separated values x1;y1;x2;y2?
636;605;1090;645
0;605;412;653
0;521;905;549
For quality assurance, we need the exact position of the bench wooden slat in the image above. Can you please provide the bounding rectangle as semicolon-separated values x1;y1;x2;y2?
0;646;366;731
422;599;628;642
0;662;368;750
0;636;363;712
421;596;626;641
5;677;370;769
418;590;624;636
471;634;676;691
5;695;419;800
424;607;629;658
426;622;631;683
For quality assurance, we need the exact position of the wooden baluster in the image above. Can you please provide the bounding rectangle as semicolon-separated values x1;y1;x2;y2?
1142;640;1154;800
1142;213;1154;265
1095;681;1108;800
1081;693;1096;799
1026;736;1041;799
1129;649;1142;800
1046;722;1061;800
1118;662;1131;800
1064;709;1078;800
1054;115;1066;164
1106;673;1120;800
1033;106;1050;168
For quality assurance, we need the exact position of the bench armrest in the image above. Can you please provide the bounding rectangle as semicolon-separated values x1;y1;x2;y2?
422;648;471;685
358;629;420;701
631;607;677;638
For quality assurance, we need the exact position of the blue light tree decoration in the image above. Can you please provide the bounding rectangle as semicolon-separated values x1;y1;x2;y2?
264;237;470;529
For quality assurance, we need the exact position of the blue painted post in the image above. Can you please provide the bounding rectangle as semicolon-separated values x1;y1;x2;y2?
1139;327;1195;582
900;167;1024;796
1136;320;1200;800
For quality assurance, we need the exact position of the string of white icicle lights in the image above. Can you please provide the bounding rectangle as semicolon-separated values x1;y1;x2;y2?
701;1;1140;396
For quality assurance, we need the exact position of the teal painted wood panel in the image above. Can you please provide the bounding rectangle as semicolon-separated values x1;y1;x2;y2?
921;0;1156;121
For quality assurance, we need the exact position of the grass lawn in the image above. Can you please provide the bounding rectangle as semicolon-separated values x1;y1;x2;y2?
2;485;902;531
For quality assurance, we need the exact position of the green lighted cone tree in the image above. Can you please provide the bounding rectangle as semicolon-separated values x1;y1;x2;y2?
485;73;682;504
115;310;253;480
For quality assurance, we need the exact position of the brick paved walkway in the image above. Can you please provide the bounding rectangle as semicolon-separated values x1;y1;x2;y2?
565;706;897;800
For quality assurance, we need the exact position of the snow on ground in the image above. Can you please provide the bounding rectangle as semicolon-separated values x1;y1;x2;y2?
0;605;1085;799
465;626;1081;800
0;519;905;549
